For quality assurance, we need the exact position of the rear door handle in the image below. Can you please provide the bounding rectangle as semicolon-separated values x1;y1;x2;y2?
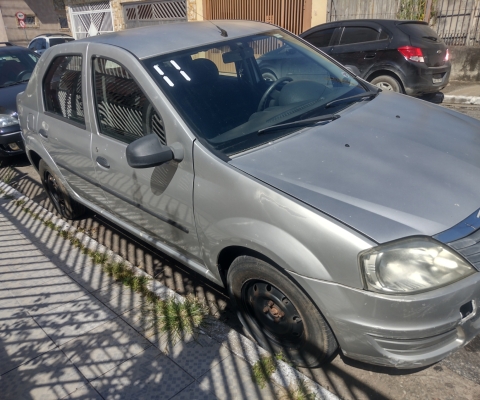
38;129;48;139
96;156;110;169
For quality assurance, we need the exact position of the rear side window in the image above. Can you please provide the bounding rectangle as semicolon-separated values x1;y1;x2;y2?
340;27;379;45
397;23;442;42
43;55;84;125
92;57;166;145
303;28;336;47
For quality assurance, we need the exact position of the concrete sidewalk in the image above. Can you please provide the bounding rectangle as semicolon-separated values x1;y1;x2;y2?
442;81;480;104
0;188;336;399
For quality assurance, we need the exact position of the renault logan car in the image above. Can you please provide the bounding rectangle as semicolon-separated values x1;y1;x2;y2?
17;21;480;369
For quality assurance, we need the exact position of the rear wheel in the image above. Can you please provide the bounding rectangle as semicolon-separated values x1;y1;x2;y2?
39;159;85;220
227;255;338;367
370;75;402;93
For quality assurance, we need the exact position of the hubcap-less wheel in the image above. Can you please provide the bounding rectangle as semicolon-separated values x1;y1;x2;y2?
242;280;304;346
45;171;67;215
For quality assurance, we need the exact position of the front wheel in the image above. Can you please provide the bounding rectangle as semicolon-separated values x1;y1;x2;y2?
39;160;85;220
227;256;338;367
370;75;402;93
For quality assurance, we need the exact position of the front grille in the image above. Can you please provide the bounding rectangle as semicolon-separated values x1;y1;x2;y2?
448;228;480;271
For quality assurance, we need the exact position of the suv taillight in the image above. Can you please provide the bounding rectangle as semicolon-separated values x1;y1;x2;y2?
398;46;424;63
445;49;450;61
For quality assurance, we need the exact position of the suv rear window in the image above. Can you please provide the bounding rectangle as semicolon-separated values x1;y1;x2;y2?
397;23;442;42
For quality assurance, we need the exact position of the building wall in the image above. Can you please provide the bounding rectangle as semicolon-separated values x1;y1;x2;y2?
0;8;8;41
0;0;71;46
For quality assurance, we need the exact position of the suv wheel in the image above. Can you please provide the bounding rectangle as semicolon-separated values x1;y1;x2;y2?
39;160;85;220
370;75;402;93
227;255;338;367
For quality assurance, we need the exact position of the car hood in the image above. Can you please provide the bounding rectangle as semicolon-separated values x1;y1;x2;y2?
0;83;27;113
230;91;480;244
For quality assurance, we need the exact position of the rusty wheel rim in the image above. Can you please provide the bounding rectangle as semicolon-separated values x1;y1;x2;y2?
241;280;304;346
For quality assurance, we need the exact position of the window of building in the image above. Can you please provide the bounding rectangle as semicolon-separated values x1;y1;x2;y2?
43;55;85;125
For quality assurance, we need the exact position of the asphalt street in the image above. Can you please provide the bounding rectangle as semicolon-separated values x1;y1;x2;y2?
2;102;480;400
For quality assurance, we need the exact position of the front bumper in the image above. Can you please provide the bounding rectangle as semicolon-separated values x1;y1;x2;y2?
291;270;480;369
0;125;25;156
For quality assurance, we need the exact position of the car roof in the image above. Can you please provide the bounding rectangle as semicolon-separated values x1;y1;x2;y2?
77;20;274;60
303;19;427;31
0;44;33;53
33;33;73;39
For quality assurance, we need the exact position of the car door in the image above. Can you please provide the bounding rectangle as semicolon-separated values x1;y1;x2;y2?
28;39;38;52
37;43;106;208
330;24;389;78
85;43;202;262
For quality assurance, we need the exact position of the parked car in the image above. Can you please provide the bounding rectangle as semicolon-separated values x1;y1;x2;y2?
18;21;480;369
0;42;39;158
28;33;74;55
259;19;450;97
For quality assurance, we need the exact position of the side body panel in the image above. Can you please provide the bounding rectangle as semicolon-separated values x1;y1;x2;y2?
193;141;373;288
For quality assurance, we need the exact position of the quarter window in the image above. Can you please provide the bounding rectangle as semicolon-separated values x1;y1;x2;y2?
43;55;85;124
340;27;379;45
93;57;166;145
304;28;336;48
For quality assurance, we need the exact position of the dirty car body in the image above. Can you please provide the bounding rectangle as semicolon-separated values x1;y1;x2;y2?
17;21;480;369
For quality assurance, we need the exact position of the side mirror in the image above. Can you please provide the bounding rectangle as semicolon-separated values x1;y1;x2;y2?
126;134;174;169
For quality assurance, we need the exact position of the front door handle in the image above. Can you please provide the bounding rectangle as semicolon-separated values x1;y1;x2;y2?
364;52;376;59
96;156;110;169
38;129;48;139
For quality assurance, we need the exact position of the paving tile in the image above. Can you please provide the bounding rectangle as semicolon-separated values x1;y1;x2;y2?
15;279;88;317
0;316;55;375
68;262;115;293
0;254;52;269
92;282;146;315
0;263;67;289
6;275;74;299
0;296;29;327
0;348;88;399
171;381;219;400
34;293;116;346
166;333;231;378
62;317;151;381
61;383;103;399
91;345;193;400
198;355;278;400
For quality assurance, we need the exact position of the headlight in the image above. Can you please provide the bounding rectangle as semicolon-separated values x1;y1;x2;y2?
359;237;475;294
0;114;18;128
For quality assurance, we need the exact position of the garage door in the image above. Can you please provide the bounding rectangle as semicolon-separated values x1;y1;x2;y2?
123;0;187;29
69;1;114;39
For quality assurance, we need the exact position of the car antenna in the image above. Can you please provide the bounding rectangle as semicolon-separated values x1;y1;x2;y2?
195;11;228;37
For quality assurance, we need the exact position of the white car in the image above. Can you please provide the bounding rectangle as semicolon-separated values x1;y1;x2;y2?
28;34;74;55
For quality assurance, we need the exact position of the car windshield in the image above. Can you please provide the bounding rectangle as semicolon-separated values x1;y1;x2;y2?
49;38;74;47
144;29;369;156
0;48;39;88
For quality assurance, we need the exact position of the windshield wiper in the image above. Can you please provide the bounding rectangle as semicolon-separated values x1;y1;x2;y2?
258;114;340;135
325;90;379;109
0;79;30;88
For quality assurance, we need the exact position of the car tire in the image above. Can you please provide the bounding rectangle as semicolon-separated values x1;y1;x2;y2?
370;75;402;93
227;255;338;367
39;159;85;220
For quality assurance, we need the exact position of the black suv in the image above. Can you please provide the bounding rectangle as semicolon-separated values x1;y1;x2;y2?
299;20;450;96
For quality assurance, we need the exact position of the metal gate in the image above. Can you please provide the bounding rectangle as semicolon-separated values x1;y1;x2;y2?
69;1;114;39
123;1;187;29
203;0;309;35
434;0;480;46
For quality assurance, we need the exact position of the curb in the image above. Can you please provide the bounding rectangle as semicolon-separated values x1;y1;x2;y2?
443;94;480;105
0;180;340;400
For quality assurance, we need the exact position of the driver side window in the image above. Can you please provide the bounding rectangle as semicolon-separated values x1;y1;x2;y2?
92;57;166;145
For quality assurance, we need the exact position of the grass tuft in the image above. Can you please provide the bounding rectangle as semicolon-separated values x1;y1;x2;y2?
2;166;16;184
252;356;277;388
145;295;208;342
283;382;316;400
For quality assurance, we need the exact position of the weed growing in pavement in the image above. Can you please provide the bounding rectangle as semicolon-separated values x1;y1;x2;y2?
1;166;16;184
282;382;316;400
144;295;208;342
252;356;277;388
